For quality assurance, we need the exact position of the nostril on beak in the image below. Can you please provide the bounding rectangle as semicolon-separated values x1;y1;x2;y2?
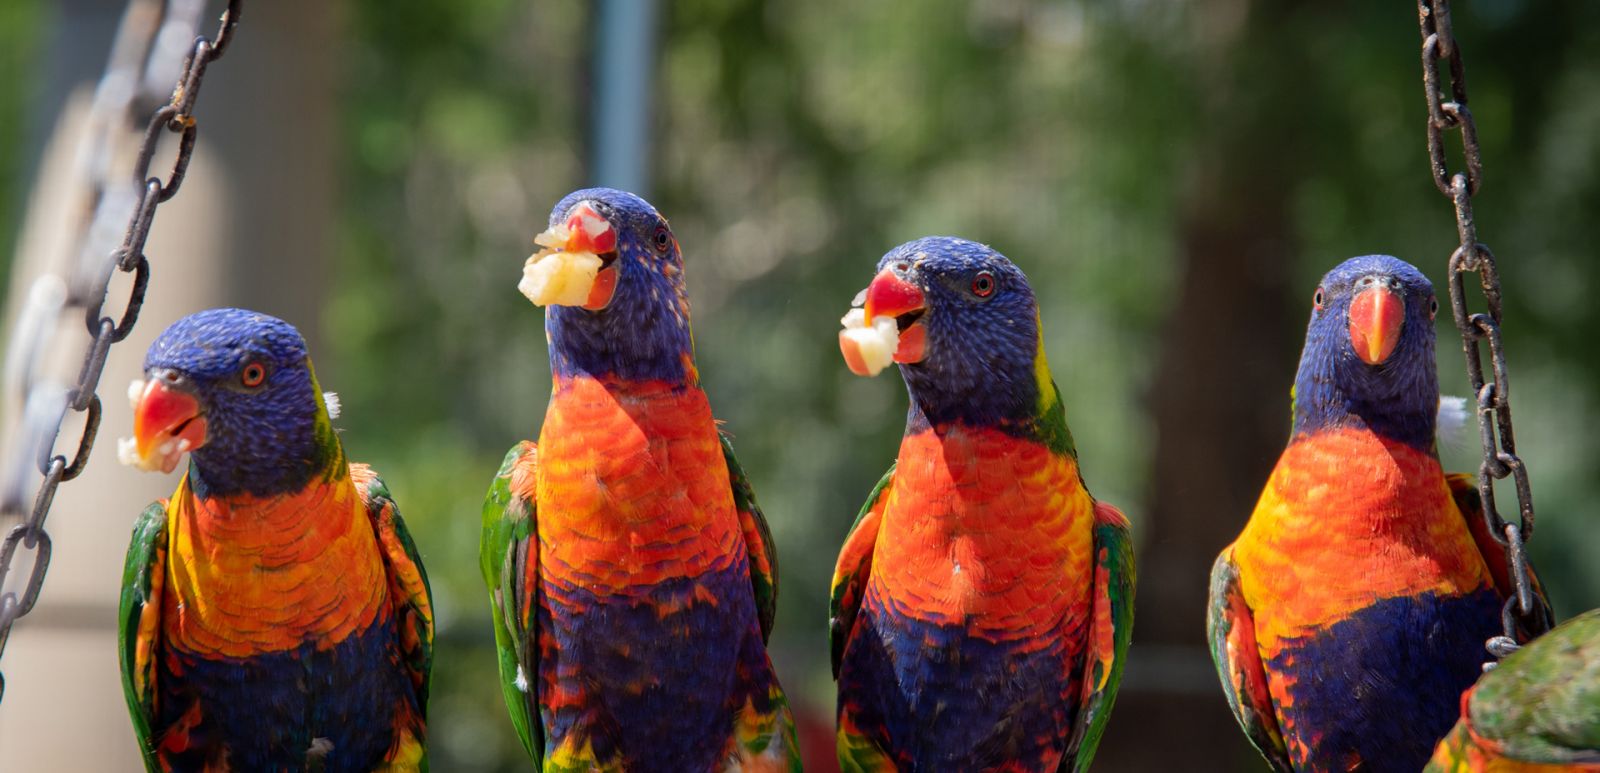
151;368;188;389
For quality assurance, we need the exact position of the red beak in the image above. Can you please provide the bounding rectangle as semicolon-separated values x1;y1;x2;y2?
863;269;926;324
566;202;620;310
1348;285;1404;365
132;376;207;474
863;269;929;364
561;202;617;255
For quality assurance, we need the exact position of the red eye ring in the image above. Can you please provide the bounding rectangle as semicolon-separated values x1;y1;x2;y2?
1313;288;1325;310
1429;296;1439;320
241;362;266;388
972;271;995;298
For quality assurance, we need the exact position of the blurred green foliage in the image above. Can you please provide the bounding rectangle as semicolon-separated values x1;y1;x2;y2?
0;0;43;280
4;0;1599;770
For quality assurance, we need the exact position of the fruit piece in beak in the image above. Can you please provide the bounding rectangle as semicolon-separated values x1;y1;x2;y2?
119;375;207;474
1348;284;1404;365
520;202;620;309
863;269;928;365
839;309;900;376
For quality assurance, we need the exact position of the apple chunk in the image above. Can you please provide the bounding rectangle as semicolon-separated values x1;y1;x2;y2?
839;308;900;377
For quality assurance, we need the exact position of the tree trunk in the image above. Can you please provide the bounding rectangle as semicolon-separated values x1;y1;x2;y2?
1095;2;1307;769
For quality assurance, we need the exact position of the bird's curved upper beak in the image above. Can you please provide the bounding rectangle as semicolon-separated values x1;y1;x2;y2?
1348;279;1405;366
129;370;207;474
559;202;617;255
864;268;929;364
863;269;925;324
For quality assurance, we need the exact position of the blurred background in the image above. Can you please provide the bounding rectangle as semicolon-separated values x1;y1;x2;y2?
1;0;1597;770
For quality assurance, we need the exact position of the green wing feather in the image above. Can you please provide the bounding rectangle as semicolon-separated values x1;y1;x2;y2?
1206;550;1293;773
829;465;895;679
1458;608;1600;764
1065;502;1136;772
719;432;780;642
480;441;542;764
357;469;436;727
118;501;168;773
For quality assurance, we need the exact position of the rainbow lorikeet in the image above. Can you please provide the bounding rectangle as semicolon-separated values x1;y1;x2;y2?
480;188;800;771
117;308;434;771
1427;609;1600;771
829;237;1136;772
1208;255;1553;772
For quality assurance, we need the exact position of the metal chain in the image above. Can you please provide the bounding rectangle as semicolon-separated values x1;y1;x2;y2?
0;0;241;704
1416;0;1551;664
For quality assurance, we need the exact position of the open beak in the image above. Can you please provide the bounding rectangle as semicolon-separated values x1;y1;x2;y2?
1348;282;1404;365
564;202;620;310
129;372;207;474
864;268;929;364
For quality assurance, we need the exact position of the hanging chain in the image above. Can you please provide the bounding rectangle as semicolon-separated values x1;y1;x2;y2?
1416;0;1550;663
0;0;241;704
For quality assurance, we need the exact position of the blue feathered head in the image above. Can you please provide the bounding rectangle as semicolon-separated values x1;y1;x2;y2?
128;308;339;497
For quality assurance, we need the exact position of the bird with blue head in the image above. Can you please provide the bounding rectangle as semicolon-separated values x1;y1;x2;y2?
118;308;433;772
830;237;1135;772
1208;255;1552;772
1293;255;1445;449
482;188;800;770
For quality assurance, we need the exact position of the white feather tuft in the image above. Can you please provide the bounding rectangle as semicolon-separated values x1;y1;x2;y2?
306;737;334;761
1437;395;1470;450
514;664;530;693
323;392;341;420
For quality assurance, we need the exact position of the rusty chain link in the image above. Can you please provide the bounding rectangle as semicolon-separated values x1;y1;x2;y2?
1416;0;1551;665
0;0;241;704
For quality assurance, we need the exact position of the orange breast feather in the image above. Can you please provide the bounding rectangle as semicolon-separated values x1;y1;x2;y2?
162;470;388;659
1232;427;1491;651
535;376;744;595
870;426;1095;646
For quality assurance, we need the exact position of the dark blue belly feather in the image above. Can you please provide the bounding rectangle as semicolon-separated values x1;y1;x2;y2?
836;590;1081;772
537;557;781;771
1266;588;1502;773
156;612;419;772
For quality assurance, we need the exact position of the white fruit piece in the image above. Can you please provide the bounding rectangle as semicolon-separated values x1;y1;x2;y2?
839;307;900;377
533;223;571;251
121;378;161;470
518;248;603;307
116;436;164;471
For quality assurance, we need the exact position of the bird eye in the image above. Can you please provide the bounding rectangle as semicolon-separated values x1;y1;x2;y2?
240;362;267;388
1313;288;1325;310
1429;296;1439;320
972;271;996;298
652;226;671;253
